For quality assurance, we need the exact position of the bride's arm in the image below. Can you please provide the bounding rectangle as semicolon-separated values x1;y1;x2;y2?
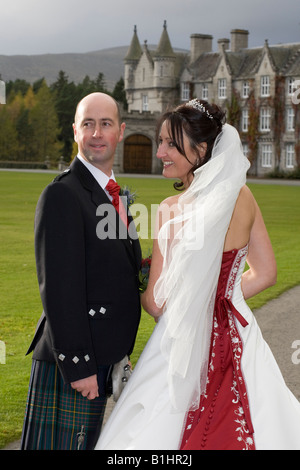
141;194;180;319
141;199;173;319
141;236;164;319
242;197;277;300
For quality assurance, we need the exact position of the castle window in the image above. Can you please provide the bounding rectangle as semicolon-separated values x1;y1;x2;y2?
242;142;249;158
218;78;227;99
286;107;295;131
142;95;148;111
287;78;294;96
261;75;270;97
286;144;295;168
181;82;190;101
260;108;271;132
261;144;272;167
202;83;208;100
242;109;249;132
242;81;249;98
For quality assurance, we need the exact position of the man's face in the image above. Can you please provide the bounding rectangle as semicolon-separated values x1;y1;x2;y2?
73;93;125;175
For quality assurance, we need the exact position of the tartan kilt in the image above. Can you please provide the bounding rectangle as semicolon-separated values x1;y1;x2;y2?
21;360;108;450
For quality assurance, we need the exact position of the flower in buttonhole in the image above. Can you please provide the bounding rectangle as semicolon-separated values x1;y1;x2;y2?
120;185;138;207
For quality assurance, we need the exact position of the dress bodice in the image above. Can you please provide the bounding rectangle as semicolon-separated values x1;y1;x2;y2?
214;245;249;329
217;245;248;301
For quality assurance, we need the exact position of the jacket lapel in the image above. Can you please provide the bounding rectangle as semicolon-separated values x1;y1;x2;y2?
70;157;140;271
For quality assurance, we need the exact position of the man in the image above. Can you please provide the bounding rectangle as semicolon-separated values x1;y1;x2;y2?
21;93;141;450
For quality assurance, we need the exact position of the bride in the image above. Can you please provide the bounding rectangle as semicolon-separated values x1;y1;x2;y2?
95;99;300;450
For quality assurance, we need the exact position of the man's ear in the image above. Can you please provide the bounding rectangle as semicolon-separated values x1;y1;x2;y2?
73;123;78;143
119;122;126;142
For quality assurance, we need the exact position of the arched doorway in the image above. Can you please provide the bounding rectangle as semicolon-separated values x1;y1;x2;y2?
123;134;152;173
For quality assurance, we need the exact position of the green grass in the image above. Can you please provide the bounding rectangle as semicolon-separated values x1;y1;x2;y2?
0;170;299;448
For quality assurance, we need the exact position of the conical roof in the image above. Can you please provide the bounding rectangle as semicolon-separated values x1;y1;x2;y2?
124;25;142;61
154;20;176;58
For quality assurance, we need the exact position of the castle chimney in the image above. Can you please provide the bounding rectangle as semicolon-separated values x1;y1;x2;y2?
218;38;230;52
230;29;249;52
190;33;213;62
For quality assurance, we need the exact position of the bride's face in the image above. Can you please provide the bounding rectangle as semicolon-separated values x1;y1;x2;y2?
157;121;198;188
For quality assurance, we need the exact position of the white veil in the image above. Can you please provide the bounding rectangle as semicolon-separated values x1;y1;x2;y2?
154;123;250;412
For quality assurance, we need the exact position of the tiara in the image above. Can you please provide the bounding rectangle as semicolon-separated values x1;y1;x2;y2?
186;99;213;120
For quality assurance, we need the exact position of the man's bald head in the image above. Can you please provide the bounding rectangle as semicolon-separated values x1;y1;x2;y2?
74;92;122;126
72;92;125;174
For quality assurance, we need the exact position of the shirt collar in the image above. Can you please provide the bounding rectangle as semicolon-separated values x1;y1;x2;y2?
76;153;115;190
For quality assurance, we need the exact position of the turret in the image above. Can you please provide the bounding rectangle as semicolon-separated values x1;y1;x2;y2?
153;21;176;88
124;26;142;90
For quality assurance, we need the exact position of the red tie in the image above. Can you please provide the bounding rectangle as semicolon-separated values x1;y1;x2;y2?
106;179;121;209
105;179;128;227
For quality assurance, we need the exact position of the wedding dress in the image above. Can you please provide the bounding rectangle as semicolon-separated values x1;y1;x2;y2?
96;244;300;450
95;124;300;450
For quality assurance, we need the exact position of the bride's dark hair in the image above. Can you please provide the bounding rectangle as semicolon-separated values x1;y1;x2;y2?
156;99;226;190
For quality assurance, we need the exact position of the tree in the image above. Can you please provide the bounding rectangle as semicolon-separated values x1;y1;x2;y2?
112;77;128;111
9;87;36;160
5;91;25;160
273;76;285;170
247;88;260;171
33;77;46;94
23;86;36;110
226;89;241;128
0;106;19;160
15;86;37;160
6;79;31;101
29;81;60;161
51;71;77;160
76;72;107;101
94;73;106;93
16;108;33;160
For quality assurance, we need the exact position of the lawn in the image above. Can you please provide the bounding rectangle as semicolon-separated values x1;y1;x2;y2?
0;170;299;448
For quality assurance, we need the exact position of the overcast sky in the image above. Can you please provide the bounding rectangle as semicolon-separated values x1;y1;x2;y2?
0;0;299;56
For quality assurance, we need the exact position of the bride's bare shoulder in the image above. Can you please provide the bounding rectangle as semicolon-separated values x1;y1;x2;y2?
231;184;256;229
159;194;180;208
154;194;181;232
236;185;256;213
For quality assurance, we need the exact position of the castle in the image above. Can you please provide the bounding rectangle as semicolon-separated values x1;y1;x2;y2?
114;22;300;177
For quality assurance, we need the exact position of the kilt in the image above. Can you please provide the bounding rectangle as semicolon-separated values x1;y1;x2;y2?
21;360;109;450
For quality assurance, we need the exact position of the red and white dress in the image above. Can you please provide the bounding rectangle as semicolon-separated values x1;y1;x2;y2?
180;246;255;450
96;246;300;450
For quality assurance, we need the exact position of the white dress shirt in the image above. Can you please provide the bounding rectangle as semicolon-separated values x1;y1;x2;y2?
76;153;116;202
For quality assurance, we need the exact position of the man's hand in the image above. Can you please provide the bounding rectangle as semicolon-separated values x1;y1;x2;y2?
71;374;99;400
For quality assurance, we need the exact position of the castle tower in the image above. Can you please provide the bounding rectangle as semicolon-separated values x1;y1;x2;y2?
153;20;176;89
124;25;142;91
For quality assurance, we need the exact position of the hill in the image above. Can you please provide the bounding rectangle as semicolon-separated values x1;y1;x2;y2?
0;46;130;91
0;45;189;91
